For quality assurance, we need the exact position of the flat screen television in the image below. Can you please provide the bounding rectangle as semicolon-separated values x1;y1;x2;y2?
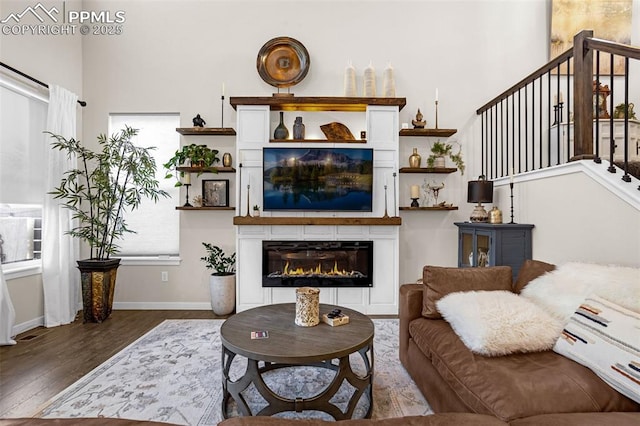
262;147;373;211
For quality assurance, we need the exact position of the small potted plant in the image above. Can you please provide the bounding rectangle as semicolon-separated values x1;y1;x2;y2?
200;243;236;316
163;144;220;186
426;140;465;175
253;205;260;217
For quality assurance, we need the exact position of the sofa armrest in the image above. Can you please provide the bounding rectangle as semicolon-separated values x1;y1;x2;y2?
399;283;424;365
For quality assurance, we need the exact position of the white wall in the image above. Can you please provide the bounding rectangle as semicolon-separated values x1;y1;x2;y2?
2;0;639;321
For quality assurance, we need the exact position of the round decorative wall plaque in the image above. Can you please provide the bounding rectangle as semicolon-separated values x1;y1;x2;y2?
257;36;310;90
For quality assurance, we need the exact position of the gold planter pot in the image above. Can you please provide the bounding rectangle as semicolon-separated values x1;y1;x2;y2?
77;258;121;323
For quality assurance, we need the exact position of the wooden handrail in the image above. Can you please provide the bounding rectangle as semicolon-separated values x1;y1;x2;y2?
586;37;640;60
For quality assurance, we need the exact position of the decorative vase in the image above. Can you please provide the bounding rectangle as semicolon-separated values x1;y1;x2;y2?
77;258;121;323
295;287;320;327
433;155;446;168
253;209;260;217
209;274;236;316
409;148;421;168
222;152;232;167
274;111;289;139
293;116;305;139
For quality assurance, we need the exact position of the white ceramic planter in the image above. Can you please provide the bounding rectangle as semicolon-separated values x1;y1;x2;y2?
209;274;236;315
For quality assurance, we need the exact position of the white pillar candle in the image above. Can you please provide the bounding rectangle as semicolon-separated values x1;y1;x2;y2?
344;61;357;97
435;88;439;102
222;82;225;96
383;63;395;97
183;173;191;185
410;185;420;199
363;61;376;97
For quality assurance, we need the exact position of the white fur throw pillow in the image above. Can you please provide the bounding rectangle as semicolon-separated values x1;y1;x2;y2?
521;262;640;324
437;290;563;357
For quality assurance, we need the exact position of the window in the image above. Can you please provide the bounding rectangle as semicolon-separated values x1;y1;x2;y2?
108;114;180;263
0;78;48;276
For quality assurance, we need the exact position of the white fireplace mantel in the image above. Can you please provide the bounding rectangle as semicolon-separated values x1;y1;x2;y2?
233;97;404;314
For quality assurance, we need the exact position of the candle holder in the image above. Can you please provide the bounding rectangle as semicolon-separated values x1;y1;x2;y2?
435;100;439;129
410;198;419;208
392;172;397;216
246;184;251;217
509;181;515;224
552;104;559;125
221;95;225;128
238;163;243;214
558;101;564;124
383;185;389;218
183;184;192;207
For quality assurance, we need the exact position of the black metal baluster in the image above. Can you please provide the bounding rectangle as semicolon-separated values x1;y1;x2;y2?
622;57;631;183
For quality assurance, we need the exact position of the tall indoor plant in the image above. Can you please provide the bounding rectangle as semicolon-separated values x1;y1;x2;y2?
47;126;169;322
200;242;236;316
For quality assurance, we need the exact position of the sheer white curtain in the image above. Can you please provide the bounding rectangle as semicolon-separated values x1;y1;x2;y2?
0;267;16;345
42;85;80;327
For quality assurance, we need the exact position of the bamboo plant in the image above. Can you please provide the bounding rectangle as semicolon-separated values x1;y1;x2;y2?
47;126;170;260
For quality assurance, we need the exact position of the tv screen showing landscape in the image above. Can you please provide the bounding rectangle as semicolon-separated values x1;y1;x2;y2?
263;147;374;211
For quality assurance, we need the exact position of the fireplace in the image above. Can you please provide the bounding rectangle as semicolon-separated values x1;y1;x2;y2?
262;240;373;288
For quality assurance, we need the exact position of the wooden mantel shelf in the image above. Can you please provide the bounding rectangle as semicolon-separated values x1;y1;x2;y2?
233;216;402;226
230;96;407;112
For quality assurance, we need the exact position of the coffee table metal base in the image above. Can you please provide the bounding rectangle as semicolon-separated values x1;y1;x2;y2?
221;344;373;420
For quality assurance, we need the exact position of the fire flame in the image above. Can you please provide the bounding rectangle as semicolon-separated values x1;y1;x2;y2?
283;260;354;277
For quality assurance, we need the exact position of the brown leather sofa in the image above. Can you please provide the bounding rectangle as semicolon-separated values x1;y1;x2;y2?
399;262;640;424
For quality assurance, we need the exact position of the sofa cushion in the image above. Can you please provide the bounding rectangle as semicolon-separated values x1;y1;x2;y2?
510;412;640;426
553;295;640;404
436;290;563;356
408;317;640;421
513;259;555;294
421;266;512;319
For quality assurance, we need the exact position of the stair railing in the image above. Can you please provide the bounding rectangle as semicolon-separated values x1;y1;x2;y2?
476;30;640;190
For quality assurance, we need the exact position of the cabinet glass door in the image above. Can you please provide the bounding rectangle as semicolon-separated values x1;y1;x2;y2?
461;231;474;267
476;233;491;267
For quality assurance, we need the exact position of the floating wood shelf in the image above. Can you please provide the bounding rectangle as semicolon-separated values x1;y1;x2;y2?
399;128;457;137
176;166;236;173
233;216;402;226
230;96;407;112
176;206;235;211
399;206;459;211
176;127;236;135
269;138;367;144
399;167;457;174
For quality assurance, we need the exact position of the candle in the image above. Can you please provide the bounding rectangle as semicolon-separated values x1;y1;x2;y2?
435;88;439;102
510;168;514;184
222;82;225;96
410;185;420;199
559;92;563;103
183;172;191;185
553;95;557;105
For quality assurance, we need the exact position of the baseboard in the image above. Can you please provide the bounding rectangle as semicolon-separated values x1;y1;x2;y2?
13;316;44;336
113;302;212;310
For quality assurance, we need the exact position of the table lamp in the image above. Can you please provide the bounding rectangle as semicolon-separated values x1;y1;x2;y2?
467;175;493;222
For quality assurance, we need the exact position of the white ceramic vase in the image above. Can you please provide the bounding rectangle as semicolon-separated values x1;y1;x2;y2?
209;274;236;316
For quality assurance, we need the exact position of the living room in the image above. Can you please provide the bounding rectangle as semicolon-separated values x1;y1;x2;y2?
1;0;640;424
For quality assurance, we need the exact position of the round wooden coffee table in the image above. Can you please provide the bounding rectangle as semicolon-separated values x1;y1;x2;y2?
220;303;374;420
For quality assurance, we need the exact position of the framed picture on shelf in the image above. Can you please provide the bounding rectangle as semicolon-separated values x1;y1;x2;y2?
202;179;229;207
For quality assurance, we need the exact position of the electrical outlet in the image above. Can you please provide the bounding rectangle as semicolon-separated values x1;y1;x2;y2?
161;271;169;282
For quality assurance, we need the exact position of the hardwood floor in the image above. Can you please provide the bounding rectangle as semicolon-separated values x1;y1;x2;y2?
0;310;219;419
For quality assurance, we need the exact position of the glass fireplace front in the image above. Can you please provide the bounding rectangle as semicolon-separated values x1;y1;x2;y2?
262;240;373;288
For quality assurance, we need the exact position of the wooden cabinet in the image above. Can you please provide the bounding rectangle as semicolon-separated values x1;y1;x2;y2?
455;222;534;281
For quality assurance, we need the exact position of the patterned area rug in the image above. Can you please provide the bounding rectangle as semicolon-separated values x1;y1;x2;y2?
39;319;431;425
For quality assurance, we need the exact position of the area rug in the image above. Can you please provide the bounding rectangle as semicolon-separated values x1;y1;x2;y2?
38;319;431;425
